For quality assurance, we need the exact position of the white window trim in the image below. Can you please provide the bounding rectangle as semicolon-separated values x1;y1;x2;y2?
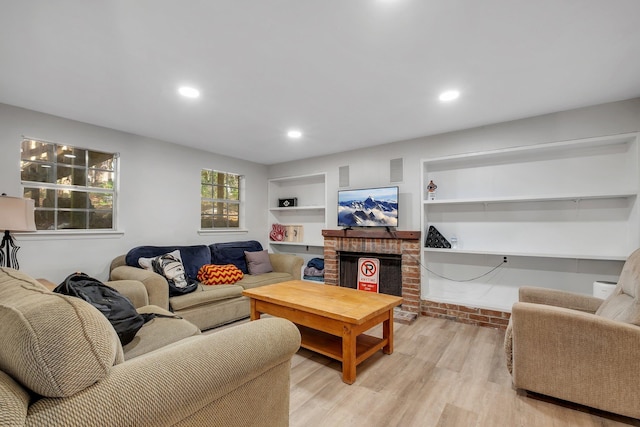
15;230;124;241
20;136;120;233
200;170;245;231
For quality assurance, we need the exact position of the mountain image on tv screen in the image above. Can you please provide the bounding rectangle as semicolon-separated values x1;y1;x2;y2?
338;186;398;227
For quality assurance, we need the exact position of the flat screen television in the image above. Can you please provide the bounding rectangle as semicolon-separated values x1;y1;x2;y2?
338;186;398;228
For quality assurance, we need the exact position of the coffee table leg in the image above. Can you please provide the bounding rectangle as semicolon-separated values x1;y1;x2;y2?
342;325;356;384
249;299;261;321
382;309;394;355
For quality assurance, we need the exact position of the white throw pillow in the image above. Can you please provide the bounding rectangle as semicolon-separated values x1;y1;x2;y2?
139;249;190;289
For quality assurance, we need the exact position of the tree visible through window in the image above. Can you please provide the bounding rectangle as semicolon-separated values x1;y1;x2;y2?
201;169;241;229
20;138;118;230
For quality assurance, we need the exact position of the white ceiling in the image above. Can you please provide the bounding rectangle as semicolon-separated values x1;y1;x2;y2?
2;1;640;165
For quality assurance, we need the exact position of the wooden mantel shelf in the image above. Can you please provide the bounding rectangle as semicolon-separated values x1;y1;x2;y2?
322;229;420;240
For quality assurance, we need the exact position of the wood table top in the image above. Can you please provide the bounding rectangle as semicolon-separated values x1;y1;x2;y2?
242;280;403;325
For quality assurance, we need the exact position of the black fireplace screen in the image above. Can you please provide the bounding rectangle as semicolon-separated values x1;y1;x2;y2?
338;251;402;296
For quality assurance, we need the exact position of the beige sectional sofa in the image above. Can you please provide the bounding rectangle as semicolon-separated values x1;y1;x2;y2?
0;267;301;427
109;241;304;330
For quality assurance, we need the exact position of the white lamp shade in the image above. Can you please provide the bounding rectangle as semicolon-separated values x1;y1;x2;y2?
0;196;37;232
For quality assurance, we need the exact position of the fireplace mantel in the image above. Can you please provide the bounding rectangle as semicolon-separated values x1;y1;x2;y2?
322;229;420;240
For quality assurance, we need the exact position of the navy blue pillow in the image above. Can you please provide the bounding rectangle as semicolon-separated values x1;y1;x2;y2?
125;245;211;280
209;240;263;274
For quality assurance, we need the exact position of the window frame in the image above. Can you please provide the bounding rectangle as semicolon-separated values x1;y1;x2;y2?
200;168;245;232
20;137;119;233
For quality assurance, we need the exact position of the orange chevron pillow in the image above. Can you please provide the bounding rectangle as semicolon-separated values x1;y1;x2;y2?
197;264;244;285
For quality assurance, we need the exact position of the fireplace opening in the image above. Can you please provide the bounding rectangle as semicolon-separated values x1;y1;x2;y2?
338;251;402;297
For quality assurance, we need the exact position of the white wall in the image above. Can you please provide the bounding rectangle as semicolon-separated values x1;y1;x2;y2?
268;98;640;307
0;103;270;282
3;98;639;290
268;98;640;231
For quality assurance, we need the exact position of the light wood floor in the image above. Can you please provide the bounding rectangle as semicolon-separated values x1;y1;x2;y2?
286;316;640;427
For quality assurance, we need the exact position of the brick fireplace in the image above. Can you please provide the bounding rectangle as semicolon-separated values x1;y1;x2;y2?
322;229;421;314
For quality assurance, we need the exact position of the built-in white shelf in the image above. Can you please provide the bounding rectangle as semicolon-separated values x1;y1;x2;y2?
268;206;326;212
420;132;639;311
267;172;327;262
423;247;628;261
422;132;637;167
269;242;324;248
423;192;637;206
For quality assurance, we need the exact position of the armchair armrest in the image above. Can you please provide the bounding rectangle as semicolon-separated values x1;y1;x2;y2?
109;265;170;310
106;279;149;309
27;318;302;427
269;253;304;280
518;286;604;314
511;302;640;419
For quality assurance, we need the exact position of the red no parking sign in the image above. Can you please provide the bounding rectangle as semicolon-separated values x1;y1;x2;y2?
357;258;380;293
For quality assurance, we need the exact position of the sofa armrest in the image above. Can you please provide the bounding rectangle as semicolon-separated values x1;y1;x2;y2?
511;302;640;419
269;253;304;280
109;265;170;310
109;254;128;273
27;318;301;427
518;286;604;313
106;279;149;309
0;371;29;426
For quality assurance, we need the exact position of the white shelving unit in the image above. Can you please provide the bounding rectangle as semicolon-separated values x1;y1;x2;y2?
420;132;639;311
267;173;327;266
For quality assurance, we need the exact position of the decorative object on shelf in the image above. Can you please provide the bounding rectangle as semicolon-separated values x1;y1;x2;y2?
278;198;297;207
285;225;304;243
426;180;437;200
450;236;458;249
0;193;37;269
425;226;451;248
269;223;286;241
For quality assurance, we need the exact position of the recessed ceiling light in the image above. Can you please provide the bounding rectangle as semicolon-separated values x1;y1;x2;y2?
439;90;460;102
178;86;200;98
63;153;76;159
287;130;303;139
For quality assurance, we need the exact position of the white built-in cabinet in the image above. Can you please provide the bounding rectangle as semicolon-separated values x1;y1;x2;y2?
420;132;639;311
267;173;327;265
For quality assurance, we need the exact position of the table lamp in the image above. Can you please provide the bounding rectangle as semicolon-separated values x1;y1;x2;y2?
0;193;36;269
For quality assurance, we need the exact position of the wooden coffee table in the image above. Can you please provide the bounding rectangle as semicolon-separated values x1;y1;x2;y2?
242;280;403;384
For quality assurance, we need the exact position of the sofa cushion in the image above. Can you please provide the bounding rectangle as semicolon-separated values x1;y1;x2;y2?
169;284;245;311
595;248;640;326
126;245;210;280
197;264;244;285
122;305;201;360
0;268;123;398
245;250;274;275
209;240;263;274
0;371;29;426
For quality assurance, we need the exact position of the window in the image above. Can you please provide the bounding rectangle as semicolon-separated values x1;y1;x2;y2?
20;138;118;231
201;169;242;229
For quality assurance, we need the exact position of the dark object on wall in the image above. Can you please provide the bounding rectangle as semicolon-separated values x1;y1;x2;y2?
54;272;155;345
425;226;451;248
278;198;297;207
